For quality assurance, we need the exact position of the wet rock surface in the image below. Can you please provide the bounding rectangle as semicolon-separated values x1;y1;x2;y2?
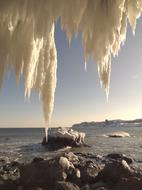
0;152;142;190
54;181;80;190
105;153;133;164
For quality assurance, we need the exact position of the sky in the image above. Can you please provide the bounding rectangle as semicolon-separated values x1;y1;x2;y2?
0;17;142;128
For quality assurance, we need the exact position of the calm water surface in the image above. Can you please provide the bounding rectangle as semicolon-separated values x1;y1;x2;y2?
0;126;142;163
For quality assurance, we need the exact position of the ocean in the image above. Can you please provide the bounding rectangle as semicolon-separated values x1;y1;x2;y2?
0;125;142;164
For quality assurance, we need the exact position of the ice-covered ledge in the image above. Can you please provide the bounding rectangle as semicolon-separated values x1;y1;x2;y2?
42;127;87;148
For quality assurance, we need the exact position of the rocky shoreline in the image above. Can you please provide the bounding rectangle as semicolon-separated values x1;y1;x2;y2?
0;151;142;190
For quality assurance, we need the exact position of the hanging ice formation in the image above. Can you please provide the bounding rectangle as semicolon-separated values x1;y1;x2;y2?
0;0;142;129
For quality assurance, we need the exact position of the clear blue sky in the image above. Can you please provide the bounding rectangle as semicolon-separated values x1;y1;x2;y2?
0;18;142;128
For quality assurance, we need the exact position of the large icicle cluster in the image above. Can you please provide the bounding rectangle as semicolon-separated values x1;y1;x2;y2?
0;0;142;125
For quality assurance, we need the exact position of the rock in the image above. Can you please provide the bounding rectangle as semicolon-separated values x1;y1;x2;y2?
105;154;133;164
23;187;43;190
0;179;4;186
59;156;74;170
58;155;80;179
113;177;142;190
98;160;133;183
90;181;106;189
80;184;89;190
32;157;44;163
11;161;20;167
0;162;20;181
80;182;107;190
20;157;67;189
106;131;130;138
75;153;102;162
20;153;81;189
0;180;17;190
17;185;24;190
78;161;100;184
59;153;81;184
65;152;79;163
42;127;86;148
54;181;80;190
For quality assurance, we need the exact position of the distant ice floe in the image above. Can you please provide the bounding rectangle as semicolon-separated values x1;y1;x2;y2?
104;131;130;138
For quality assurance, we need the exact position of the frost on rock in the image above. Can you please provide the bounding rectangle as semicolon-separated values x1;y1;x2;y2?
50;127;85;143
42;127;86;147
59;156;74;170
0;0;142;126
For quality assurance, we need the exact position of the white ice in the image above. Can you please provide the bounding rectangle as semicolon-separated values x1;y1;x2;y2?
0;0;141;134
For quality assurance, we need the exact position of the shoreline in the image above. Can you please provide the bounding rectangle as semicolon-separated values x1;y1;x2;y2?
0;150;142;190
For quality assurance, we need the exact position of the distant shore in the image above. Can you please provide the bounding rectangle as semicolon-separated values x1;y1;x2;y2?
72;119;142;129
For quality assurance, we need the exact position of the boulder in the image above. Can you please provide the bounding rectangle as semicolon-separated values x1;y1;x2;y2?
78;161;100;185
20;157;67;189
19;153;81;190
89;181;107;190
106;131;130;138
0;180;17;190
80;184;90;190
105;154;133;164
80;182;107;190
54;181;80;190
98;160;133;183
42;127;86;149
113;177;142;190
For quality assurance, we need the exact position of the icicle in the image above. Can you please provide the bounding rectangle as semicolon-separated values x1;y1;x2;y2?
0;0;141;129
84;60;87;72
45;127;48;143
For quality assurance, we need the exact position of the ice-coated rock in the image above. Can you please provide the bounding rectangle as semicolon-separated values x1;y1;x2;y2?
106;131;130;138
42;127;86;148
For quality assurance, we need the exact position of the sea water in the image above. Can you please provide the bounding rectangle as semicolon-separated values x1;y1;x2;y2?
0;125;142;163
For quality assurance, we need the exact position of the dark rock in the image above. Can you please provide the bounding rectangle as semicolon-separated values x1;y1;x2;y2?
54;181;80;190
106;154;133;164
20;157;67;189
17;185;24;190
80;184;89;190
20;153;81;189
113;177;142;190
42;136;84;149
67;167;80;182
0;180;17;190
26;187;43;190
11;161;20;167
90;181;106;189
98;160;133;183
78;161;100;184
0;158;5;163
80;182;107;190
0;179;4;186
32;157;44;163
0;162;20;181
75;153;102;162
1;152;142;190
